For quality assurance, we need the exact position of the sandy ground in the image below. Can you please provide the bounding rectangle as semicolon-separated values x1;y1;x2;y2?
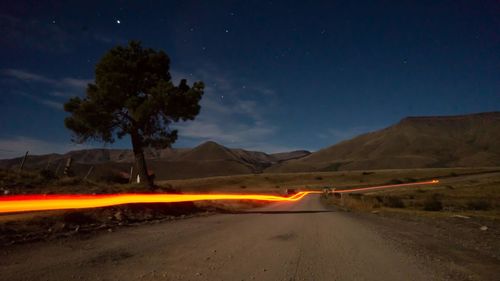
1;194;498;281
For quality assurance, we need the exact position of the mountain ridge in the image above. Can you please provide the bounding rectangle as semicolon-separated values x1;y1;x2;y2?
1;111;498;179
267;111;500;173
0;141;311;180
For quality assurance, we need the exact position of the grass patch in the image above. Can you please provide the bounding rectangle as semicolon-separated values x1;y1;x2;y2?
321;169;499;219
423;195;443;211
466;200;491;211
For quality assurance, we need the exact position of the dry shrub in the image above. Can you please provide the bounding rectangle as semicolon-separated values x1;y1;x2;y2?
388;179;403;184
383;197;405;208
423;194;443;211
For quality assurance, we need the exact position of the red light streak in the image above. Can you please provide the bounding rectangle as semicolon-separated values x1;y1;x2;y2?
0;180;438;214
333;179;439;193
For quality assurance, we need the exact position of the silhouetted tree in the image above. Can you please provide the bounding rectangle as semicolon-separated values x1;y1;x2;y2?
64;41;204;188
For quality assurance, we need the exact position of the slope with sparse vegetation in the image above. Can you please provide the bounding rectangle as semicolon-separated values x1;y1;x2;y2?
268;112;500;173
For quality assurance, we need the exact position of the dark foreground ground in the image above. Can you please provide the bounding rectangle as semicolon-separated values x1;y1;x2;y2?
1;194;499;281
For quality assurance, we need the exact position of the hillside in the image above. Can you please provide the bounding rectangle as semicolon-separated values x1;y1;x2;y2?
267;112;500;173
0;141;310;180
2;112;497;178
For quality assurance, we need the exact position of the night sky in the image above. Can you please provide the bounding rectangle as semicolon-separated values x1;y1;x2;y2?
0;1;498;158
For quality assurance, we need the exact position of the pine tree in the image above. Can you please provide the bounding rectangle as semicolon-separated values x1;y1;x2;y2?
64;41;204;188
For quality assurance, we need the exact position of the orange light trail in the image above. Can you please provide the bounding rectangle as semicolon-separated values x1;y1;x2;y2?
0;191;320;213
333;179;439;193
0;180;438;214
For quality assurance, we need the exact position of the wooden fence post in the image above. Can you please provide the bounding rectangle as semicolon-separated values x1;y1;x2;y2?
84;166;94;180
64;157;73;176
19;151;29;172
128;166;134;184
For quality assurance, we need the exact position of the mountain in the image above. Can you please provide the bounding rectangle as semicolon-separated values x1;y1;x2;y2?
144;142;310;179
0;141;310;180
3;111;497;178
177;141;241;161
267;112;500;172
149;141;267;179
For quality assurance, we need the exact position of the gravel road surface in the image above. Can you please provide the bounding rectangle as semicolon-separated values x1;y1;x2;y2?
0;195;469;281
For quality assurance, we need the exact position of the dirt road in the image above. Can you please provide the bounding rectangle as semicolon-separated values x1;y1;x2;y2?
0;195;476;281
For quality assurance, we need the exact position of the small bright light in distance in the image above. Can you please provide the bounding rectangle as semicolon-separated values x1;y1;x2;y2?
116;19;121;24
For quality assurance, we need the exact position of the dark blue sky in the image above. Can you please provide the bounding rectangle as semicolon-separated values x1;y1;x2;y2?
0;0;498;158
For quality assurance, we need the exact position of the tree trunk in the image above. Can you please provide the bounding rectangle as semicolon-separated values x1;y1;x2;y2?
131;131;154;189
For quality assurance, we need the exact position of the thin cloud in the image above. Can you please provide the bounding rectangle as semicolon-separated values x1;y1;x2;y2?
1;69;53;83
177;117;276;144
17;92;63;110
171;65;283;152
3;66;287;153
2;68;91;98
50;91;72;98
59;77;90;89
40;99;64;110
2;69;91;92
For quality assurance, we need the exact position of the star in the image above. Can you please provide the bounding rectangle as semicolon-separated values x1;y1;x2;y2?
116;19;121;24
220;95;224;99
51;20;56;24
225;29;229;33
201;46;207;51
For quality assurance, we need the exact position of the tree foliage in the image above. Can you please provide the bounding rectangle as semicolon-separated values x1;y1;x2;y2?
64;41;204;187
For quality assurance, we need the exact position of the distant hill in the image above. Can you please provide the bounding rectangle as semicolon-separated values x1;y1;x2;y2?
148;142;311;179
267;112;500;173
0;141;310;180
2;112;498;179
